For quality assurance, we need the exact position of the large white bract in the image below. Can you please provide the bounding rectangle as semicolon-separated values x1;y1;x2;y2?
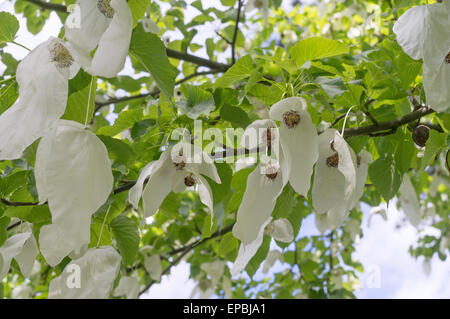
65;0;133;78
128;142;221;220
48;246;121;299
231;217;294;277
269;97;319;197
35;120;114;266
393;1;450;112
312;128;357;233
0;229;37;280
113;276;140;299
0;37;79;160
398;173;422;227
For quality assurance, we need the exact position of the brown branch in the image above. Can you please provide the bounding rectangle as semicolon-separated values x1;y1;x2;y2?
166;49;229;72
1;198;42;207
7;221;23;231
231;0;244;64
343;107;434;137
363;99;378;126
95;70;220;110
25;0;67;12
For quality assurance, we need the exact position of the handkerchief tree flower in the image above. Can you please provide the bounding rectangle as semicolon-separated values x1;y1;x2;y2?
312;129;357;233
128;142;221;220
65;0;133;78
0;37;79;160
1;0;449;299
393;0;450;112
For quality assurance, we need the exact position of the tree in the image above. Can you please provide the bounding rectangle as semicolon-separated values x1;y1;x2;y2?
0;0;448;299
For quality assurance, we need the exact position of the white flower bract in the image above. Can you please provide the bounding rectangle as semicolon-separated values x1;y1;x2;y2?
393;1;450;112
65;0;133;78
269;97;319;197
0;37;79;160
398;173;422;227
312;129;357;232
0;231;37;280
48;246;121;299
128;142;221;220
35;120;114;266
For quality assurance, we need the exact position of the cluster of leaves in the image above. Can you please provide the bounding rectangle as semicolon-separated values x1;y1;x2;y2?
0;0;448;299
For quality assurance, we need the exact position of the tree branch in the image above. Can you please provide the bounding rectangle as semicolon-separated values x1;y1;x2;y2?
25;0;67;12
231;0;244;64
166;48;229;72
343;107;434;137
95;70;221;109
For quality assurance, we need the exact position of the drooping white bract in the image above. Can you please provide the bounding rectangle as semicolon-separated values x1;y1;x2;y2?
393;1;450;112
398;174;422;227
129;142;221;220
0;230;37;280
232;160;285;246
113;276;140;299
312;129;357;233
269;97;319;198
262;250;282;274
48;246;121;299
35;120;114;266
65;0;133;78
201;259;226;286
0;37;79;160
144;254;162;281
350;150;373;209
231;217;294;277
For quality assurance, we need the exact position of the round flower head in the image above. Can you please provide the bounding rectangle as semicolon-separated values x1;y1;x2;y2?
311;129;357;232
393;1;450;112
36;120;114;266
65;0;133;78
0;37;79;160
128;142;221;221
49;246;120;299
269;97;319;198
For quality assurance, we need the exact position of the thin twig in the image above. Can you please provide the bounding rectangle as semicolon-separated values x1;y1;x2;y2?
231;0;244;64
95;70;220;110
25;0;67;12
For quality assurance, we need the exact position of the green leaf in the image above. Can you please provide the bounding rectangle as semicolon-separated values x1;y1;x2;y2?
97;109;143;137
394;130;416;174
368;154;402;201
289;37;348;67
130;25;178;98
97;135;135;165
177;84;215;119
220;104;251;128
128;0;151;27
218;232;239;258
421;130;447;170
245;235;270;278
0;12;19;43
316;76;345;98
62;75;97;124
0;216;11;246
110;215;140;265
272;184;296;219
214;55;254;89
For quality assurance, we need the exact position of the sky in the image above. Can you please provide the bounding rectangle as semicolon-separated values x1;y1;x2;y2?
1;0;449;299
